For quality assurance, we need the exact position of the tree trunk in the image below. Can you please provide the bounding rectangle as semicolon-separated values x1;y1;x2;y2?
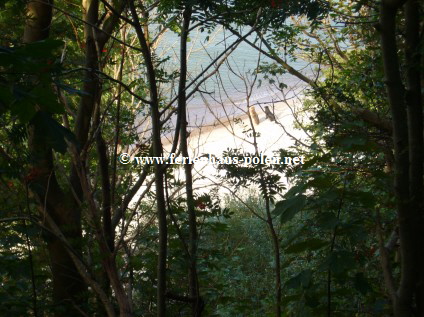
267;216;282;317
404;0;424;314
23;1;86;316
129;1;168;315
177;5;204;316
247;97;282;316
379;1;424;315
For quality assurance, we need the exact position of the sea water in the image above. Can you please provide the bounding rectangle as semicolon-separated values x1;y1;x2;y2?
155;26;311;127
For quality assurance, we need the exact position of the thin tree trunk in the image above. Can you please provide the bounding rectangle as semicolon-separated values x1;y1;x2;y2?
71;149;133;316
95;106;114;316
70;0;101;202
129;2;168;315
248;108;282;316
177;5;203;316
75;2;112;313
267;211;282;317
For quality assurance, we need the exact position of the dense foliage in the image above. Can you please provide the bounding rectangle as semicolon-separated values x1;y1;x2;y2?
0;0;423;316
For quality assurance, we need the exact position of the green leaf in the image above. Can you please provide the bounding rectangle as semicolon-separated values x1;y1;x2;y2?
334;134;368;151
31;85;64;114
31;111;77;154
282;293;303;304
353;272;372;295
321;250;356;275
315;212;339;229
284;183;306;197
285;270;312;289
285;238;328;254
15;39;63;59
305;293;320;308
272;194;306;224
279;82;287;90
9;85;63;122
209;222;228;233
0;86;13;112
10;98;36;123
0;47;18;67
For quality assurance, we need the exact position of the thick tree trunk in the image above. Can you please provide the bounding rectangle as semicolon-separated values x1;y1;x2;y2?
404;0;424;314
379;1;424;316
23;1;86;316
